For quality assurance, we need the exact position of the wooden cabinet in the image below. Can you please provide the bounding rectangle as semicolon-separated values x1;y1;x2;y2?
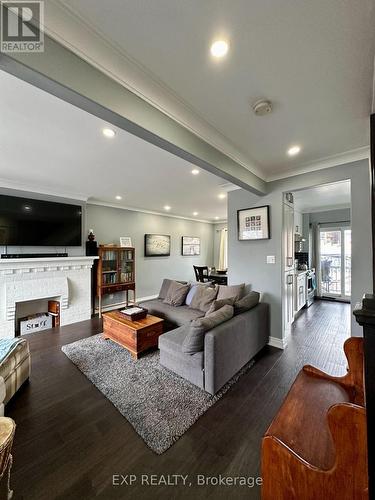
97;246;136;317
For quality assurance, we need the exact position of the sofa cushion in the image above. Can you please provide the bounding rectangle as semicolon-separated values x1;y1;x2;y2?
182;304;234;354
206;297;235;315
140;299;204;327
234;291;260;315
158;279;187;300
163;281;190;307
217;283;245;301
189;285;218;313
185;282;214;306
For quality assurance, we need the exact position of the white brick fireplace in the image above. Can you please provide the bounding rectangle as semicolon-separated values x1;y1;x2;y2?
0;256;98;338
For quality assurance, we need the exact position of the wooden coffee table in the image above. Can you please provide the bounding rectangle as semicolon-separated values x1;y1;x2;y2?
102;311;164;359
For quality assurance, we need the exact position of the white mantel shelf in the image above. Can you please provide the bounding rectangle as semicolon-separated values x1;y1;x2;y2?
0;256;98;274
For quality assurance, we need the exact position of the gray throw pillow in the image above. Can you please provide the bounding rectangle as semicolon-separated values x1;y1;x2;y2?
234;291;260;315
163;281;190;307
217;283;245;301
158;279;187;299
185;282;214;306
189;284;218;312
205;297;235;315
182;304;234;354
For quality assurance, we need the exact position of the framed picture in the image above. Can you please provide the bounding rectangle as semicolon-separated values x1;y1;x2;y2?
181;236;200;256
237;205;270;240
120;236;132;247
144;234;171;257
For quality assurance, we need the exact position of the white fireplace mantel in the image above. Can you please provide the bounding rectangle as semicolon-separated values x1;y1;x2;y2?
0;256;98;338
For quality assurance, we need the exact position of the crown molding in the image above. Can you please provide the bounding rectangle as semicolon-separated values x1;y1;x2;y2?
87;200;221;224
266;146;370;182
43;0;264;181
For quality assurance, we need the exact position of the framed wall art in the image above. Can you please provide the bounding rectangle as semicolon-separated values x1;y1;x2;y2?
181;236;200;256
237;205;270;240
144;234;171;257
120;236;132;247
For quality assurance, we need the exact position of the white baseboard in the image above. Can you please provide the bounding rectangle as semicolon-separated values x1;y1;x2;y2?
95;294;158;314
268;336;288;350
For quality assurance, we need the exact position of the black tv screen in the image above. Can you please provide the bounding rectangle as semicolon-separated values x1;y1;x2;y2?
0;195;82;246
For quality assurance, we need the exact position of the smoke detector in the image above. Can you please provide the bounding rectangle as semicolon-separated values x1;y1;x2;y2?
252;99;273;116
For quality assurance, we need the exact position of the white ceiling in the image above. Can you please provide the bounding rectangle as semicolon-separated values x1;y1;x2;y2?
0;70;231;222
293;180;351;213
44;0;375;180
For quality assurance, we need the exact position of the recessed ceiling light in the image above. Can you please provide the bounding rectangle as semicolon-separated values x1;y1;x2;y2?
210;40;229;58
115;195;122;200
193;212;199;216
218;193;227;199
191;169;200;175
287;145;301;156
215;216;219;220
102;128;116;138
164;205;171;211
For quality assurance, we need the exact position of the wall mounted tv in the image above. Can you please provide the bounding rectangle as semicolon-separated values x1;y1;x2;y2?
0;195;82;246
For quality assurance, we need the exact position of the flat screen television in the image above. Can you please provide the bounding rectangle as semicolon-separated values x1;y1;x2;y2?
0;194;82;246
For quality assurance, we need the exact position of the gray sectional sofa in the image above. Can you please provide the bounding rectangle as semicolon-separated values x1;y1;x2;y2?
140;280;269;395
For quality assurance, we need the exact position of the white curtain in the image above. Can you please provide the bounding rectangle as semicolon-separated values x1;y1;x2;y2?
218;228;228;270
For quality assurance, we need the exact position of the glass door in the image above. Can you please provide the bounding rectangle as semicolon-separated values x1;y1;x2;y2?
101;249;118;285
319;226;351;299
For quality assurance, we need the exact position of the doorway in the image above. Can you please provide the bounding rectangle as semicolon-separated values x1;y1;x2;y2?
319;226;351;300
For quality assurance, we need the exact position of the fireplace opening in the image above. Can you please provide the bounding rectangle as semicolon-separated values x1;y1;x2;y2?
15;297;61;336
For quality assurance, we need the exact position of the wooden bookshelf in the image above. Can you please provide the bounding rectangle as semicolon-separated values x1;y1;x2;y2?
96;245;136;317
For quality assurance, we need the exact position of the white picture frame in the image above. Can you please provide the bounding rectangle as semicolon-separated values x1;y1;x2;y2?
120;236;132;247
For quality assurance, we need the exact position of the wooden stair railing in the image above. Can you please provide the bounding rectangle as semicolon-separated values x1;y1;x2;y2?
261;337;368;500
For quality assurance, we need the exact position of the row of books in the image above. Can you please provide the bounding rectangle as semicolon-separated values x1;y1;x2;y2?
102;251;117;261
122;250;134;260
121;272;134;282
102;273;118;285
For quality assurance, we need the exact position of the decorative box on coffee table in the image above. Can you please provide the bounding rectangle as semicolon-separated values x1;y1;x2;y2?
102;311;164;359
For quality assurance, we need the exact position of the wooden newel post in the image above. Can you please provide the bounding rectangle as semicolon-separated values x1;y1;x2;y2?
354;294;375;499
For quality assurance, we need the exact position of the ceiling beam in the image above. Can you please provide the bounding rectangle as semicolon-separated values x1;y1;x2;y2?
0;34;266;195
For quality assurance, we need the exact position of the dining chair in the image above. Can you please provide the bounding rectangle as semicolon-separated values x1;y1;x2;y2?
193;266;209;283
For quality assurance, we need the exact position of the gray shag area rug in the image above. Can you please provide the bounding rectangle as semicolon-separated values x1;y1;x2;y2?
62;334;254;454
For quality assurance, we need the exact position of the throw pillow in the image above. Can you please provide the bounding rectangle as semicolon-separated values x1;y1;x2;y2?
189;284;218;312
205;296;235;315
158;279;187;299
185;282;214;306
217;283;245;301
182;304;234;354
233;291;260;315
163;281;190;307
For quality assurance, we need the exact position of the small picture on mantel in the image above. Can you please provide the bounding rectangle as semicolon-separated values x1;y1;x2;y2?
238;205;270;240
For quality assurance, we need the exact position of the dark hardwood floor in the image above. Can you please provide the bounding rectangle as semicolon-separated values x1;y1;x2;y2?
7;300;351;500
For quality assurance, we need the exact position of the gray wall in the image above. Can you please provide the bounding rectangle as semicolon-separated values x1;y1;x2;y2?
87;204;215;304
228;159;372;341
0;187;86;256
